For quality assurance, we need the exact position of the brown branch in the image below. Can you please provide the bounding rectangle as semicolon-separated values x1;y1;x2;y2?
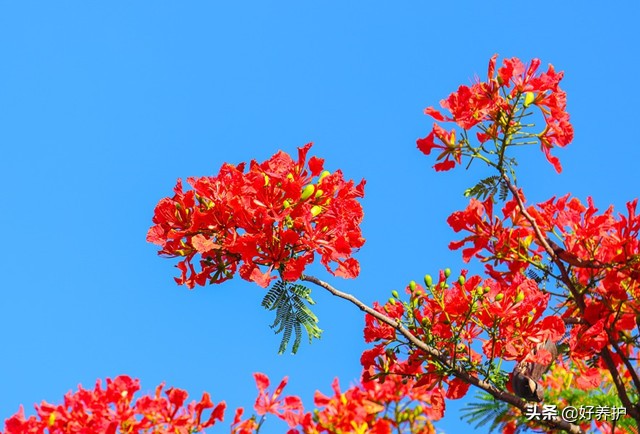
501;174;640;424
301;274;584;434
501;173;584;310
600;347;640;419
609;328;640;401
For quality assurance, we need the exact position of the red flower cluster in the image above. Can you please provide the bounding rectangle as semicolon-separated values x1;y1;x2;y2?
3;372;442;434
304;373;439;433
448;192;640;363
361;271;564;400
147;143;366;288
231;370;440;433
2;376;224;434
417;55;573;172
231;373;305;433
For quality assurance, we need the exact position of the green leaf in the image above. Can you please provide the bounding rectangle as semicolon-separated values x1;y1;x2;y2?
464;175;503;201
461;392;513;433
261;280;323;354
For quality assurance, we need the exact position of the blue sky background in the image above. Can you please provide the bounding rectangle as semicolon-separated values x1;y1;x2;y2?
1;2;639;432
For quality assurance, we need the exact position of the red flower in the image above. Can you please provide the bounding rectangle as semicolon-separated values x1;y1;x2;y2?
419;55;573;173
252;373;304;427
148;143;366;288
3;376;225;434
417;124;461;171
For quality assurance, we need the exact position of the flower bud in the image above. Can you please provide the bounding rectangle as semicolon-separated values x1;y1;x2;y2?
495;293;504;301
284;216;294;228
319;170;331;181
409;280;417;292
388;297;396;305
391;290;399;299
283;199;291;209
523;92;535;107
444;268;451;278
515;291;525;303
424;274;433;287
315;189;324;198
458;275;465;285
300;184;315;200
310;205;322;217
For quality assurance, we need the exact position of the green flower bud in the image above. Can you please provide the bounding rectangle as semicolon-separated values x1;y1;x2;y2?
424;274;433;287
284;216;294;228
283;199;291;209
314;188;324;198
391;290;399;299
458;275;466;285
319;170;331;181
300;184;315;200
495;293;504;301
444;268;451;278
388;297;396;305
409;280;417;292
515;291;525;303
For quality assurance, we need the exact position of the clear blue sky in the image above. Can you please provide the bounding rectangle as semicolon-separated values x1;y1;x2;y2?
1;2;639;433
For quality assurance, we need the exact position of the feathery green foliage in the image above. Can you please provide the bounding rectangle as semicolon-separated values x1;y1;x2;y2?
262;280;322;354
464;175;505;201
461;392;518;433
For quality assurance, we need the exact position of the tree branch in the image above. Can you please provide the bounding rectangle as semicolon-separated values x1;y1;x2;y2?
301;274;584;434
501;173;640;424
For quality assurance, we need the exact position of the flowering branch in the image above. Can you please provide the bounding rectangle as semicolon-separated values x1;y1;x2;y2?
301;274;584;433
502;173;640;425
